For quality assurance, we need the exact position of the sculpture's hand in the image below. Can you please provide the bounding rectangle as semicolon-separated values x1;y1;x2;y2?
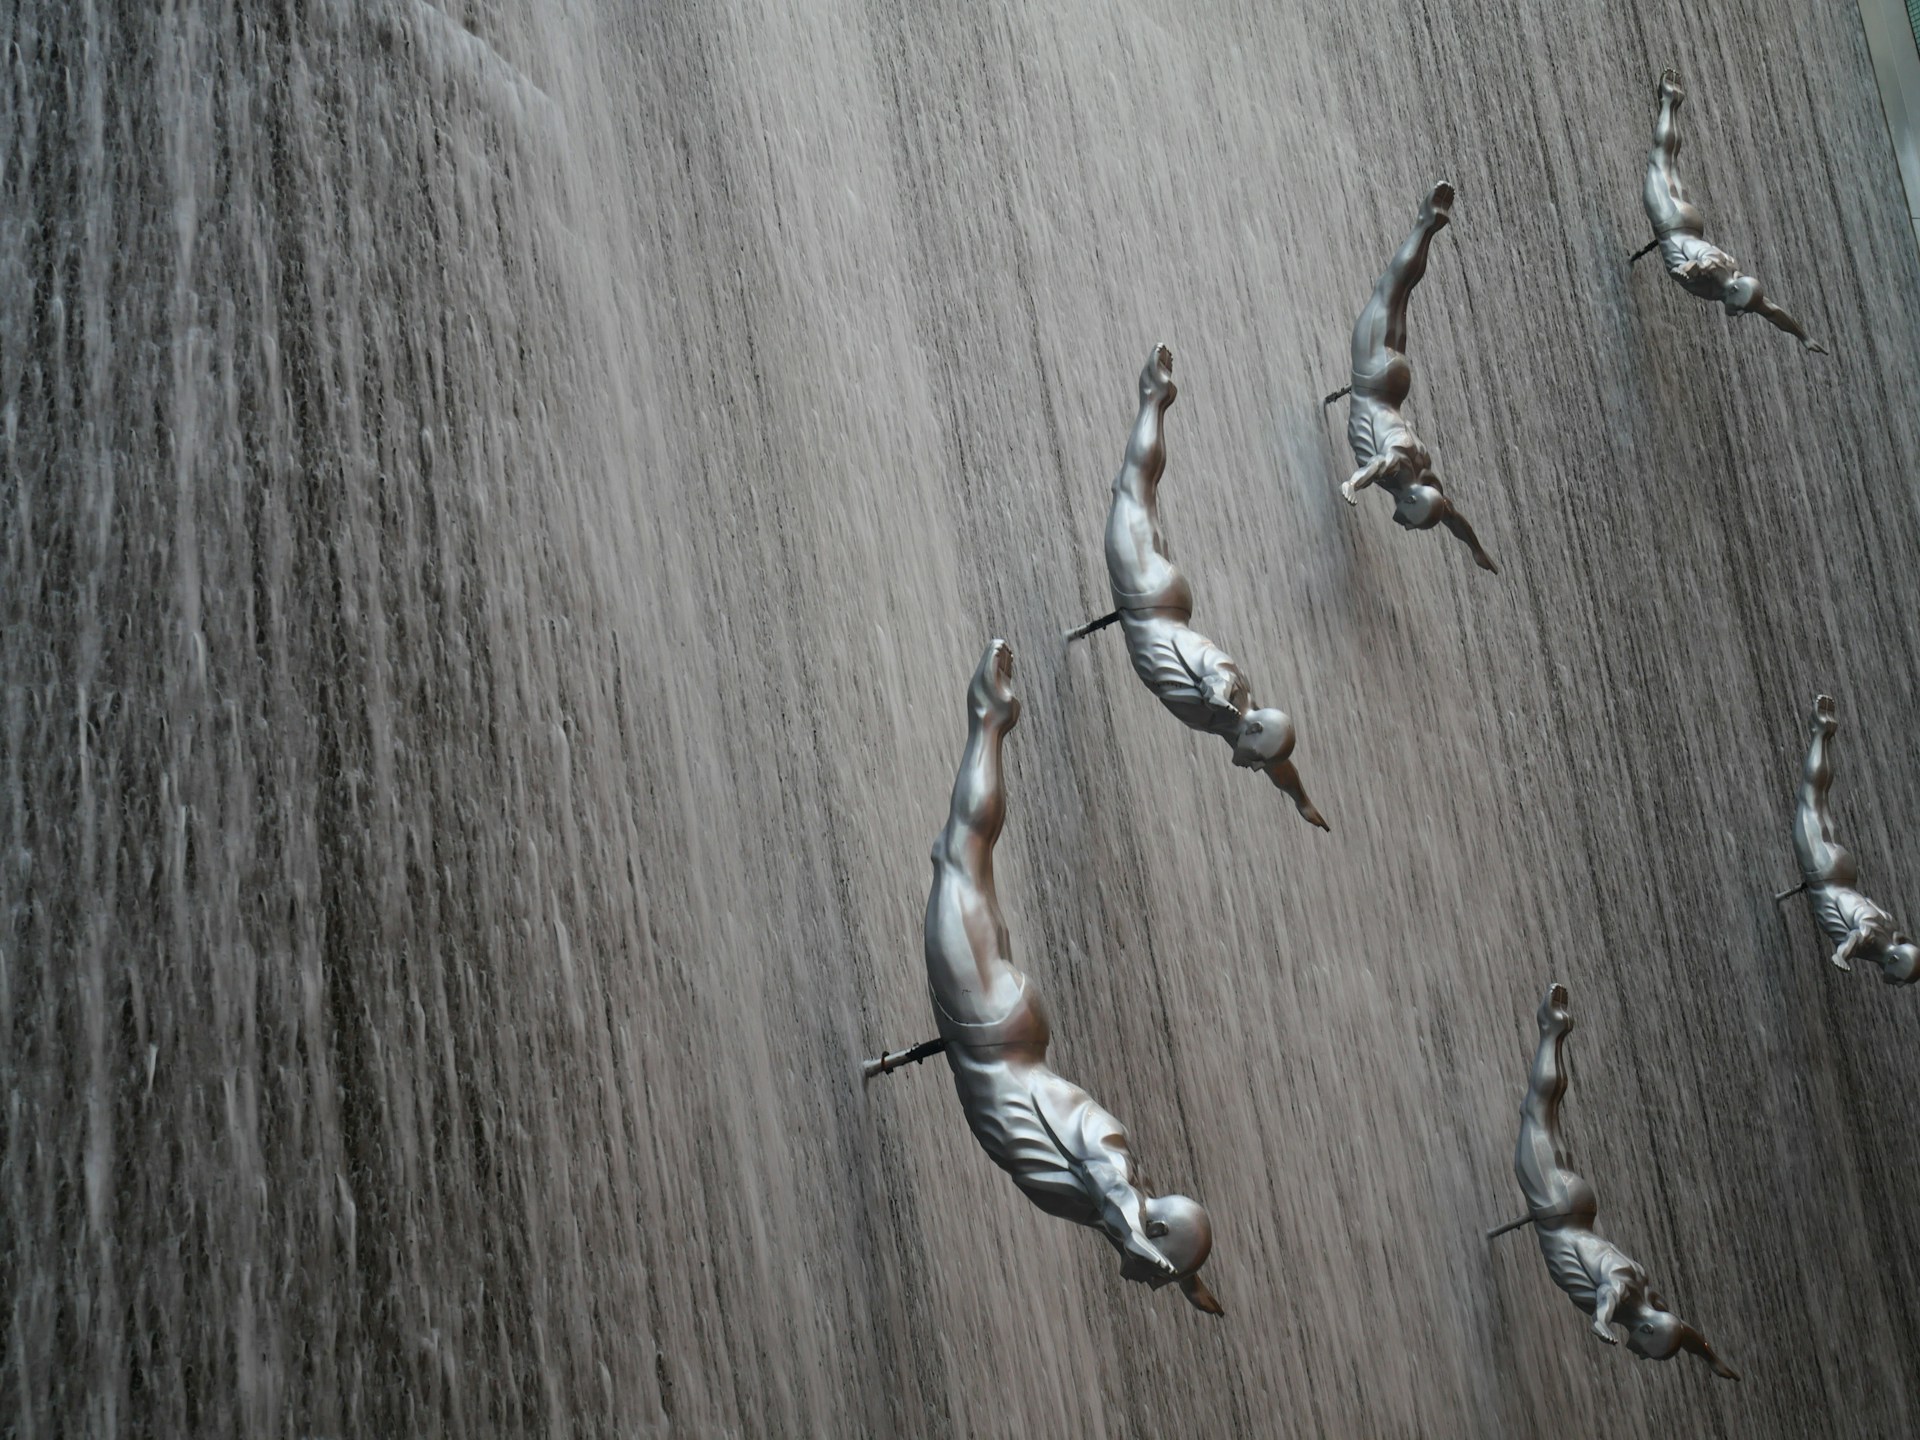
1341;455;1391;504
1590;1316;1623;1346
1831;931;1861;972
1118;1227;1178;1283
1204;675;1241;720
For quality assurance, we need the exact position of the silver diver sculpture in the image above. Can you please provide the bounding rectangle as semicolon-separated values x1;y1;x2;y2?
864;639;1224;1314
1325;181;1497;573
1068;345;1329;831
1773;695;1917;984
1632;69;1826;353
1490;984;1739;1379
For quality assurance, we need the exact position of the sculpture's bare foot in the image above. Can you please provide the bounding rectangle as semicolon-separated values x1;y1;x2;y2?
1538;982;1573;1035
969;639;1021;730
1811;693;1837;739
1139;343;1177;409
1658;69;1685;108
1422;180;1454;231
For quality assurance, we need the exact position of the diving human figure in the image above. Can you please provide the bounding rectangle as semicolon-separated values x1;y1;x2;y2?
917;639;1223;1313
1501;984;1739;1379
1774;695;1917;983
1331;181;1497;573
1636;69;1825;353
1091;344;1328;830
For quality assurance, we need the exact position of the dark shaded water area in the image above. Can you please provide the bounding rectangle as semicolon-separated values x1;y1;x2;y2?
5;2;1919;1434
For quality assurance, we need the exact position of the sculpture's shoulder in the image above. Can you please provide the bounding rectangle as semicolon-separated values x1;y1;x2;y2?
1661;233;1740;296
1346;387;1412;464
1538;1226;1644;1311
1811;883;1890;943
1029;1068;1132;1177
942;1051;1128;1226
1120;616;1245;738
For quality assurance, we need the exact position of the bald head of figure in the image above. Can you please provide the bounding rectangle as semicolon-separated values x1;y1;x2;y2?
1393;479;1449;531
1882;938;1920;985
1231;707;1295;770
1721;272;1762;314
1141;1194;1222;1315
1622;1305;1739;1379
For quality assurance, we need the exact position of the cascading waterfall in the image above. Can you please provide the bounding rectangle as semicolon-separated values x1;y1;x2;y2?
6;2;1920;1435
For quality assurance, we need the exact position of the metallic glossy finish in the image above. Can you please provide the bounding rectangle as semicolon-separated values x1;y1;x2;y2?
1775;696;1919;983
1334;182;1499;573
1099;346;1330;830
1639;70;1828;352
920;640;1223;1314
1507;984;1740;1379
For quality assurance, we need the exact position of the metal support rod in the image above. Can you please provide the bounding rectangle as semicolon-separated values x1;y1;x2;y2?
1628;237;1660;265
1321;383;1352;407
1064;610;1121;644
1485;1214;1535;1241
861;1037;947;1080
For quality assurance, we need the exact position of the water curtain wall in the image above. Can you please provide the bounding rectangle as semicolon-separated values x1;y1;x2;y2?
5;2;1920;1436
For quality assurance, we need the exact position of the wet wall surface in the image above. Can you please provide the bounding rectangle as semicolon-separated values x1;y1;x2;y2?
4;1;1919;1434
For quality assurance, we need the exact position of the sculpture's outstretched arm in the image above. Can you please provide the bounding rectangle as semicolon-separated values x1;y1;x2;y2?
1439;504;1499;573
1749;294;1826;354
1266;759;1328;831
1681;1324;1742;1380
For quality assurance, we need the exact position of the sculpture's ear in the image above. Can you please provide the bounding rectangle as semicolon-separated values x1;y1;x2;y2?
1179;1273;1224;1317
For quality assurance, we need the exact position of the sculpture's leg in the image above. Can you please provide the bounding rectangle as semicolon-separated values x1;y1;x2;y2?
1514;984;1585;1221
1102;345;1181;602
923;641;1028;1027
1352;181;1452;368
1643;71;1692;234
1791;695;1854;888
